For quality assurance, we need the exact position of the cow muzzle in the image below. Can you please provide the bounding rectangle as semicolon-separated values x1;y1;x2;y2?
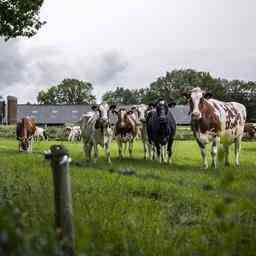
191;111;202;120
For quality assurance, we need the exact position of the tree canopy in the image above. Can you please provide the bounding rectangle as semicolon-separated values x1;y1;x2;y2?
37;79;96;105
102;87;146;105
102;69;256;122
0;0;45;40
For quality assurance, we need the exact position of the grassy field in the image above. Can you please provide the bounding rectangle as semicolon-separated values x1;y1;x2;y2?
0;138;256;255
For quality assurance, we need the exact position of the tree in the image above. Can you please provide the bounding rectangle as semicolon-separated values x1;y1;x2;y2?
102;87;146;105
143;69;224;104
37;79;96;105
0;0;45;40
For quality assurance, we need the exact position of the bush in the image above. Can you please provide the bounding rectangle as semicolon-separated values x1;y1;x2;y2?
0;125;16;138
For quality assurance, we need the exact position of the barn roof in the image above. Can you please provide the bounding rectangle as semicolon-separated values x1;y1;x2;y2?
17;104;191;125
170;105;191;124
17;104;91;125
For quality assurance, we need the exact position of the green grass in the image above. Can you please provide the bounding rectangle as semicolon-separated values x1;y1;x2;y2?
0;138;256;255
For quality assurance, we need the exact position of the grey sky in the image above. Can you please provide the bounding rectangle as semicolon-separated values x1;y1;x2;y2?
1;0;256;103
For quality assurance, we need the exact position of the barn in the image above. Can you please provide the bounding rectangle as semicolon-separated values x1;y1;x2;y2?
0;96;191;125
16;104;191;126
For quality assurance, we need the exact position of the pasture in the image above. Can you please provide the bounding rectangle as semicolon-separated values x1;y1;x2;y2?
0;138;256;255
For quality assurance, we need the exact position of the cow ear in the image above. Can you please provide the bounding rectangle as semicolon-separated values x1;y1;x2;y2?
168;101;176;108
91;105;98;111
109;104;116;111
204;92;213;99
182;92;190;100
148;103;155;109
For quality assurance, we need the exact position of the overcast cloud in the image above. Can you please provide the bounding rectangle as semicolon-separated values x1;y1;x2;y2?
0;0;256;103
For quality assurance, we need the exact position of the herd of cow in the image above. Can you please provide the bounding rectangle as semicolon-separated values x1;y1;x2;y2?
16;87;249;169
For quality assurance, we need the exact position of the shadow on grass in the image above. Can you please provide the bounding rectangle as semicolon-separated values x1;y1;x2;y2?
70;156;217;184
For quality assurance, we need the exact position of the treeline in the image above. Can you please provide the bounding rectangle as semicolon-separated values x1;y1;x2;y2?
37;69;256;122
102;69;256;122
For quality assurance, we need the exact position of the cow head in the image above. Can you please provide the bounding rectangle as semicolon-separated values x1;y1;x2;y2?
183;87;213;120
91;103;110;123
156;100;169;123
20;137;30;151
131;104;148;123
118;108;127;121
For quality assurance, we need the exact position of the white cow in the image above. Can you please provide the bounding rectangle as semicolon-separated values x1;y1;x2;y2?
68;126;81;142
33;126;47;141
80;103;116;163
131;104;155;160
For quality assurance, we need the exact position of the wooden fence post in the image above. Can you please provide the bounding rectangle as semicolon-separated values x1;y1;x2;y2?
45;145;75;256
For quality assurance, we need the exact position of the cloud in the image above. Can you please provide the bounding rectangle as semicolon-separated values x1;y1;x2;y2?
91;50;129;84
0;39;129;102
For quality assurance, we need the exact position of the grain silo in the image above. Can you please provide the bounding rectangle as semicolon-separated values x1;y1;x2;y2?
7;96;17;125
0;97;5;124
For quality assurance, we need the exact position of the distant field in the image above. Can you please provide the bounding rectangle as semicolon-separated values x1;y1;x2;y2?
0;138;256;255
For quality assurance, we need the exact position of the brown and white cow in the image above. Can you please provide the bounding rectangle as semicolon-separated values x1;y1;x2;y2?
16;117;36;152
115;108;137;159
184;87;246;169
80;103;116;163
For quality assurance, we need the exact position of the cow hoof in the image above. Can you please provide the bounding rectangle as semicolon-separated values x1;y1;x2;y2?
225;162;230;167
203;165;208;170
211;163;217;169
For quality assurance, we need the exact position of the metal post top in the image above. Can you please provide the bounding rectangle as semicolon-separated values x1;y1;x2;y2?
44;145;71;164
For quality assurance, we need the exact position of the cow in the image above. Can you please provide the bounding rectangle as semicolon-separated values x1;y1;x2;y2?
146;99;176;163
131;104;155;159
183;87;246;169
33;126;48;141
80;103;116;163
115;108;137;159
244;123;256;138
16;117;36;152
66;126;81;142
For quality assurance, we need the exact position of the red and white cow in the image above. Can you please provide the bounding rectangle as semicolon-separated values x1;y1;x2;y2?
115;108;137;159
16;117;37;152
184;87;246;169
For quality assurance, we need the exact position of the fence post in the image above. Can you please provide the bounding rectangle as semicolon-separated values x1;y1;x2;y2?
45;145;75;256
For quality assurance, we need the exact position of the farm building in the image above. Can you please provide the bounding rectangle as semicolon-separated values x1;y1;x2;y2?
16;104;191;125
0;96;191;125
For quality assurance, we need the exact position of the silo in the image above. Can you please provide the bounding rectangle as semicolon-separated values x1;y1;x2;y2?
7;96;17;125
0;97;5;124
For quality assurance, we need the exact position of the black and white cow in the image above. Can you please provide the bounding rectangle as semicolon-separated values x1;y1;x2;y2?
146;100;176;163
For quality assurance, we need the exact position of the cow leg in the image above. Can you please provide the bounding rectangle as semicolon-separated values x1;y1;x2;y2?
223;144;230;166
235;136;242;167
93;143;98;163
143;141;147;160
167;138;174;164
211;138;218;168
160;146;165;163
156;144;161;163
199;144;208;169
104;142;111;164
152;145;156;160
148;143;152;160
118;140;123;159
84;142;92;162
129;140;133;159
